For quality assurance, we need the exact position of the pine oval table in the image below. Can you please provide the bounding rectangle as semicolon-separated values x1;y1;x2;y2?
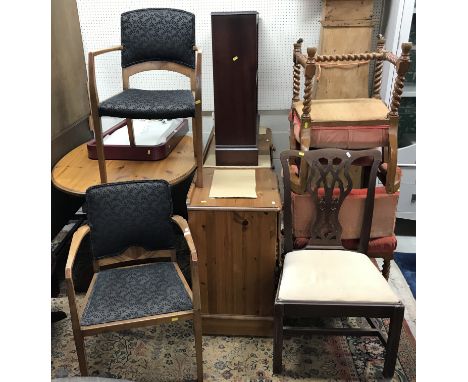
52;136;196;196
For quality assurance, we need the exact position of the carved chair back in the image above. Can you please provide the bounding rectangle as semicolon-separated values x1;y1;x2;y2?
280;149;381;255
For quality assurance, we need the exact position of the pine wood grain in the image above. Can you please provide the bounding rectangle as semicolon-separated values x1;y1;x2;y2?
52;136;196;196
189;209;278;314
188;168;281;211
315;0;374;99
187;168;280;335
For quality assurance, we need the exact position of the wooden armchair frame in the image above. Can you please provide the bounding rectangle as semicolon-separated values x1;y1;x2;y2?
88;46;204;187
65;216;203;381
289;35;412;194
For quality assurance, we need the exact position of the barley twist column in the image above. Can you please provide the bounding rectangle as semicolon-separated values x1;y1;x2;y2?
292;38;303;103
390;42;412;115
373;34;386;99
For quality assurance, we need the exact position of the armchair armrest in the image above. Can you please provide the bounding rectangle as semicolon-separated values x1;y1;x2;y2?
294;52;308;68
87;46;123;127
89;45;123;57
194;48;202;102
65;224;91;280
171;215;198;263
65;224;91;327
171;215;201;310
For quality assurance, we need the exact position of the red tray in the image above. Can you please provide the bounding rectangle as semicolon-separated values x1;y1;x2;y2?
87;119;188;161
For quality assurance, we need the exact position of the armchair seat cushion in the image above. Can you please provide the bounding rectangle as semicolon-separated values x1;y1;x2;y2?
290;109;388;149
80;262;192;326
290;98;390;149
277;249;399;303
292;98;390;123
99;89;195;120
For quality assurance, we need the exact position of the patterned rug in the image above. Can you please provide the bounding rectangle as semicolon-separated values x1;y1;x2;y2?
52;296;415;381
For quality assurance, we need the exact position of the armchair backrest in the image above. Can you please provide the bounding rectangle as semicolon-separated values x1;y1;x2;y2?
291;36;412;115
121;8;195;69
280;149;381;255
85;180;175;260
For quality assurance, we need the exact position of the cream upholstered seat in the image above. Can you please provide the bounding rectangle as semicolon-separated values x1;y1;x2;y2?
278;249;399;304
293;98;390;124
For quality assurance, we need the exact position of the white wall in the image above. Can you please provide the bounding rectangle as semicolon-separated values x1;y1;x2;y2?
76;0;328;111
77;0;385;176
77;0;384;111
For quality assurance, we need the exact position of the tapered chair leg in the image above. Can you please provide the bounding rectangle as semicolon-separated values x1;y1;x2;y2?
192;115;204;188
193;310;204;381
126;118;136;147
67;276;89;376
72;329;88;376
382;259;391;280
289;119;296;150
273;303;284;374
383;305;404;378
91;113;108;184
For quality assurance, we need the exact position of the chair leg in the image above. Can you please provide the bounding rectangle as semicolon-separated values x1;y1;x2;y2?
126;118;136;147
385;116;398;194
91;112;107;184
72;328;88;376
289;118;296;150
67;277;88;376
273;303;284;374
193;310;204;381
383;305;404;378
192;115;204;188
382;259;391;280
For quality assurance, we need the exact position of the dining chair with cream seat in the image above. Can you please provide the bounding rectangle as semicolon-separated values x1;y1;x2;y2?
274;148;404;379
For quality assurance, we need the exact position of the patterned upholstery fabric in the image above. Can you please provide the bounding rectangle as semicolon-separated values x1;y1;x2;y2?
80;262;193;326
121;8;195;68
85;180;175;260
99;89;195;120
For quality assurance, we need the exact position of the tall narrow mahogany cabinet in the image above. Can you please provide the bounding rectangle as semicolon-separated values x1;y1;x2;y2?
211;12;259;166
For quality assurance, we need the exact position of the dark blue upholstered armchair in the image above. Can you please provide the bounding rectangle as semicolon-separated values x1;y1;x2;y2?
87;8;204;188
65;180;203;380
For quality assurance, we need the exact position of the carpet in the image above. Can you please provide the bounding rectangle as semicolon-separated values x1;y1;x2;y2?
393;253;416;298
52;297;415;381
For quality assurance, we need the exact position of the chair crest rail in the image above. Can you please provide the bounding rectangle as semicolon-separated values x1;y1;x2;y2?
293;50;410;68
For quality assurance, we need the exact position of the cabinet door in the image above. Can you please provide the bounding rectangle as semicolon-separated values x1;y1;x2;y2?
189;209;277;316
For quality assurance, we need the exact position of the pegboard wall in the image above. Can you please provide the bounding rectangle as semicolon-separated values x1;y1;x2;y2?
77;0;383;111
